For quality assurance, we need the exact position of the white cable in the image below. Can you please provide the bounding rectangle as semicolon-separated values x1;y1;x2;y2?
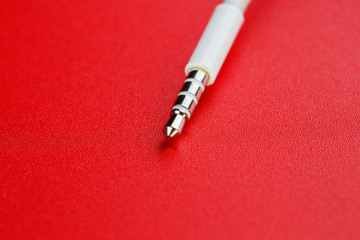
165;0;251;138
224;0;251;12
185;0;250;85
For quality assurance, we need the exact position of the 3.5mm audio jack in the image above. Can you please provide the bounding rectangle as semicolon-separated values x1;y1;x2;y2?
165;69;208;138
164;0;250;138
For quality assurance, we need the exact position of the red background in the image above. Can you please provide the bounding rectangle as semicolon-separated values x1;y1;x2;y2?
1;0;360;239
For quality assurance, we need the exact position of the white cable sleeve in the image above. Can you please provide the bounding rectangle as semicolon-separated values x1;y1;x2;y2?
185;0;250;85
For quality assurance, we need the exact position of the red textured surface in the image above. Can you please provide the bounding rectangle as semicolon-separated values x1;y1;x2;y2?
1;0;360;239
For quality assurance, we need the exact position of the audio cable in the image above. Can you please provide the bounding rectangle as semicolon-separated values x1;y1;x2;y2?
165;0;250;138
164;0;251;138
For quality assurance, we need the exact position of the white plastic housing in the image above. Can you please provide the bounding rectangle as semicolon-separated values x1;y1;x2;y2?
185;3;245;85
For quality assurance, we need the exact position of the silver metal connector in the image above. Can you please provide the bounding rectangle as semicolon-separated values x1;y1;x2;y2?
164;69;209;138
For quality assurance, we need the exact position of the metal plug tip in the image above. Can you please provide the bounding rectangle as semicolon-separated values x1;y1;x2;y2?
164;126;180;139
164;111;186;138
